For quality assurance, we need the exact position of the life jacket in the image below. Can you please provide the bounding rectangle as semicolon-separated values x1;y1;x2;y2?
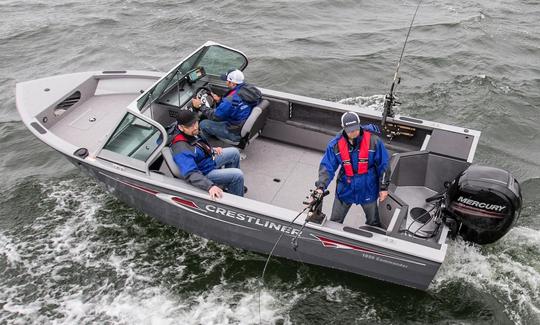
224;89;237;99
171;133;213;157
171;133;187;145
337;131;371;183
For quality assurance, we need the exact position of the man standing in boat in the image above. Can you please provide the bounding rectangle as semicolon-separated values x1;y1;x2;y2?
191;69;261;143
170;110;245;199
314;111;390;227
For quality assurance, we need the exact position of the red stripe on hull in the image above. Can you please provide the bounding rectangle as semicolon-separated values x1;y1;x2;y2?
172;196;200;209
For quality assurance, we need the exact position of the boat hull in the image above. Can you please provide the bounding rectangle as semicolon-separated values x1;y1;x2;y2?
69;156;441;290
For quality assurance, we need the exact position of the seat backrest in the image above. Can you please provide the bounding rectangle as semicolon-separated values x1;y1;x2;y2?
161;146;181;178
240;99;270;138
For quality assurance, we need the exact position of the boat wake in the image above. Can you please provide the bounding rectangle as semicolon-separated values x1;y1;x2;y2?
0;178;296;324
433;228;540;325
1;176;538;324
338;94;386;112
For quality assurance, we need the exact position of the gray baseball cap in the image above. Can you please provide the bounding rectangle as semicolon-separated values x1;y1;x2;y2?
341;111;361;133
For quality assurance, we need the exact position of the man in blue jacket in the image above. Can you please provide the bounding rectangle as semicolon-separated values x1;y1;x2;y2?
170;110;245;199
314;112;390;227
192;69;261;142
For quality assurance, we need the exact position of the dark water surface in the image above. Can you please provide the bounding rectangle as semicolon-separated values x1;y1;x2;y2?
1;0;539;324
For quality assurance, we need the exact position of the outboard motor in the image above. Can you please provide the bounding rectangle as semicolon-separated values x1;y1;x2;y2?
443;165;522;244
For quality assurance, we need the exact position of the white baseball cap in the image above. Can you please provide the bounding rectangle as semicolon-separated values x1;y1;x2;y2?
221;69;244;84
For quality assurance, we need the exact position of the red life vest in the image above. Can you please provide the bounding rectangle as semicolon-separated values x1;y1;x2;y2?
171;133;213;157
171;133;187;145
226;89;237;97
337;131;371;182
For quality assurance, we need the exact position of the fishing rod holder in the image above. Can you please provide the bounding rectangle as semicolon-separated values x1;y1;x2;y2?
381;92;401;130
303;189;329;224
383;122;416;141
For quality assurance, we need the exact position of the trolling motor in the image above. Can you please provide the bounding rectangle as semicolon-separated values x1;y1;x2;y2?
303;189;330;224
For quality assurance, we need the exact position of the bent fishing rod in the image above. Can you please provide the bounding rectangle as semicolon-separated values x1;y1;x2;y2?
381;0;423;128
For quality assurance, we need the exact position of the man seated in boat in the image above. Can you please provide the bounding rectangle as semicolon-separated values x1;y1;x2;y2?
170;110;246;199
313;112;390;227
191;69;262;143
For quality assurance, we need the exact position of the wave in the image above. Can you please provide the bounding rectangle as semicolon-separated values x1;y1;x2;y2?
433;229;540;325
338;94;386;112
0;178;297;324
0;24;52;42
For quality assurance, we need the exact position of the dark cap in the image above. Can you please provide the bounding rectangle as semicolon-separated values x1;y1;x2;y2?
341;111;361;133
176;110;198;126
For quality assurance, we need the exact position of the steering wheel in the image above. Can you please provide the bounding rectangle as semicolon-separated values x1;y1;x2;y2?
194;86;215;109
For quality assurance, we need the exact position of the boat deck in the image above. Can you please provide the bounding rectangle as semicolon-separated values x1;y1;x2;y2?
240;137;366;228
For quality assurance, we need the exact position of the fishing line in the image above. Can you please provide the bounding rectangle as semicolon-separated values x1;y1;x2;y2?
290;219;312;272
392;0;423;89
258;205;308;325
258;189;328;324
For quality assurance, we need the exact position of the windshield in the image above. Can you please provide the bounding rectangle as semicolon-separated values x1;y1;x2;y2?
102;113;161;161
136;65;187;111
136;44;247;111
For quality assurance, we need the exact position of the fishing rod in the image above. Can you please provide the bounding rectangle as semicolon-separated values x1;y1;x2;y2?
258;189;329;324
381;0;423;128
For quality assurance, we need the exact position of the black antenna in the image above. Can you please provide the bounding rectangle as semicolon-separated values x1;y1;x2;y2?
381;0;423;127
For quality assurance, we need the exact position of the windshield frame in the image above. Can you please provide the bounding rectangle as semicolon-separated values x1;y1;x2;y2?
135;42;248;112
96;110;167;173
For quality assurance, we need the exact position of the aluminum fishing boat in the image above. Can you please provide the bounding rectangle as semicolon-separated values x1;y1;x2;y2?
16;41;522;290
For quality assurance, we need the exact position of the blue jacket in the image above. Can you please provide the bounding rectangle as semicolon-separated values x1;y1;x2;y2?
203;83;259;128
315;130;390;204
171;133;216;191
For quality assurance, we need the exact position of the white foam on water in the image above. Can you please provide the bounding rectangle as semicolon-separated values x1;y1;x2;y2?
315;284;349;303
2;300;42;316
67;287;186;325
433;226;540;325
0;179;112;323
0;179;298;324
0;233;22;265
18;180;107;276
172;282;296;325
42;279;298;325
338;94;386;112
311;284;377;320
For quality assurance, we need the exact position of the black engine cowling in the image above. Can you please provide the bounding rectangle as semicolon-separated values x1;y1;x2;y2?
444;165;522;244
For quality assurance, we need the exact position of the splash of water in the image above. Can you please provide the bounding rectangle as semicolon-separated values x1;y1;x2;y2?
432;227;540;325
0;179;297;324
338;94;386;112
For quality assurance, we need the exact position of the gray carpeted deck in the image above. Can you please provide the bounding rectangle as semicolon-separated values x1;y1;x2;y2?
50;94;133;153
240;137;366;228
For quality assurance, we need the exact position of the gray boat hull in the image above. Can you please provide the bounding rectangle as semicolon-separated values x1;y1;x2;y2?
71;156;441;290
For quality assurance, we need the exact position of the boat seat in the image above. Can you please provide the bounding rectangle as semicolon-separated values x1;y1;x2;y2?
216;99;270;149
161;146;181;178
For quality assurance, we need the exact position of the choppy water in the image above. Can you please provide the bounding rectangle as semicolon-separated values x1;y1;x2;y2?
1;0;539;324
